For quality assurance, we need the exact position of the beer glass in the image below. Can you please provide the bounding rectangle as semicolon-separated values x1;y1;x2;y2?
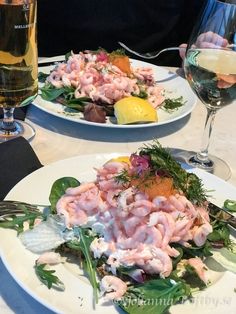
0;0;38;142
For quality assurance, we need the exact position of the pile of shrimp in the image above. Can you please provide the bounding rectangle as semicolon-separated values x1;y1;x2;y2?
46;51;164;108
56;158;213;299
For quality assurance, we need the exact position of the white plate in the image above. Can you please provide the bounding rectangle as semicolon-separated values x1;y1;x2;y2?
1;153;236;314
34;59;197;128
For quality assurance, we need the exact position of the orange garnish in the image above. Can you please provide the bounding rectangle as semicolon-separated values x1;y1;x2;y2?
131;176;176;199
109;55;132;75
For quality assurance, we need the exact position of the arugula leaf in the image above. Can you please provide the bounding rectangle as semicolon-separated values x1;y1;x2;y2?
40;84;66;101
66;96;91;105
224;199;236;212
173;242;213;259
35;263;65;290
117;278;191;314
207;220;231;248
49;177;80;213
0;207;43;234
62;96;91;111
66;228;99;303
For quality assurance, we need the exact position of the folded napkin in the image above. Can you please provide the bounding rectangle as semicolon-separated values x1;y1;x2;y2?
0;106;29;121
0;136;43;200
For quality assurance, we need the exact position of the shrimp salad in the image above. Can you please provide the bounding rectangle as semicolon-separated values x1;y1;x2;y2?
3;142;235;313
39;49;184;124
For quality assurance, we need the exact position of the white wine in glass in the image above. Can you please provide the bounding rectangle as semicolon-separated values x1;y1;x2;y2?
184;0;236;180
0;0;38;142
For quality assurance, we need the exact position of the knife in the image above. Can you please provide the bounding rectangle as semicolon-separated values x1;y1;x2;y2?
208;202;236;229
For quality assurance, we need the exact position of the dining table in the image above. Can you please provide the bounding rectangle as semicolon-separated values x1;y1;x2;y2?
0;63;236;314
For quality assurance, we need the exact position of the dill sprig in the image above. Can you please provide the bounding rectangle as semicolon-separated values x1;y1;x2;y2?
138;141;207;204
161;96;185;113
109;48;126;56
115;141;207;205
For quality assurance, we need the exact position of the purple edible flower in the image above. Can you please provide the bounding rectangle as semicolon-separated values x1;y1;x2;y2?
130;154;150;175
96;51;109;62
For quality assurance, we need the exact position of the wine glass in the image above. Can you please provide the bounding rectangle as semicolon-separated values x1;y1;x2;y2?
0;0;38;142
183;0;236;180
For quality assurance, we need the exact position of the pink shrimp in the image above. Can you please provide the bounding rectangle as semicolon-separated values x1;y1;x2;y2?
164;245;180;257
172;216;193;239
134;191;148;201
113;77;129;90
60;74;71;87
143;247;172;277
196;205;211;222
36;252;64;265
81;84;97;98
177;195;198;218
56;194;78;226
169;195;185;211
66;56;82;71
47;71;64;88
146;86;165;108
123;215;143;237
98;178;123;191
117;225;162;249
120;244;153;266
117;187;136;209
133;67;154;83
193;222;212;246
129;200;153;217
152;196;178;213
56;189;95;226
90;238;109;259
187;258;210;284
75;187;101;214
111;219;124;241
100;275;127;300
148;212;175;248
69;209;88;226
106;250;128;274
106;189;121;207
66;182;96;195
80;72;95;86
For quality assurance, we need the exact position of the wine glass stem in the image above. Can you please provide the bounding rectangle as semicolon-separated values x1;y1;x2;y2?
197;107;217;162
1;108;16;132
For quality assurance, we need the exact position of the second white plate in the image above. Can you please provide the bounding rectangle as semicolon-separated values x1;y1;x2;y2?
34;59;197;128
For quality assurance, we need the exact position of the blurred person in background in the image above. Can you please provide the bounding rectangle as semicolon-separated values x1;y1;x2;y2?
37;0;206;66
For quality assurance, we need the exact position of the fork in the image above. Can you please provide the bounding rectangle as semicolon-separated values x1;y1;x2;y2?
0;200;46;219
119;41;236;60
118;41;182;59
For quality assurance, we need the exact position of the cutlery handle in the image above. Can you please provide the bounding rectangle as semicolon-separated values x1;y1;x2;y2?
208;202;236;230
228;216;236;229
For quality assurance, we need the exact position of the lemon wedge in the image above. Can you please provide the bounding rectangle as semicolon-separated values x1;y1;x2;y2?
106;156;130;164
114;96;158;124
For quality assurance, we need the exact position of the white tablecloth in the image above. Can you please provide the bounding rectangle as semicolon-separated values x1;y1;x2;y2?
1;67;236;313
